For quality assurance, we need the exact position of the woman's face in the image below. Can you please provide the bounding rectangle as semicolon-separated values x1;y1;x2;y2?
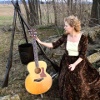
64;22;74;34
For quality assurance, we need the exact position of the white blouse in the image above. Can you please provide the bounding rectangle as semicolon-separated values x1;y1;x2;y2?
66;41;79;56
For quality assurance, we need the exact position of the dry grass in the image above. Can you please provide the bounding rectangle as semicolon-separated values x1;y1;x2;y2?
0;4;26;26
0;4;14;16
0;32;60;100
0;4;13;26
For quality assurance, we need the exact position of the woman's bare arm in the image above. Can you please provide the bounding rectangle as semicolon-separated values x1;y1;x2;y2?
36;37;53;48
73;57;83;66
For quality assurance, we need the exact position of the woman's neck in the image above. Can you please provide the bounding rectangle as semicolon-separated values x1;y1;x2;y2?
69;31;80;37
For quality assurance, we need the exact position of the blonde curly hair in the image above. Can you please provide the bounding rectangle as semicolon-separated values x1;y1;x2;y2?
64;15;81;32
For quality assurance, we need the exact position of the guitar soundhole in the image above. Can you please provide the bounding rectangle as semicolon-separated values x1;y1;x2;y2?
35;68;41;74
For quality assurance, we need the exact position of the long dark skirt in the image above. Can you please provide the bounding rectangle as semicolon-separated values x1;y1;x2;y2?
58;54;100;100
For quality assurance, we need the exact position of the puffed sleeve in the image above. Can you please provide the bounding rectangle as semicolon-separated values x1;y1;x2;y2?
52;34;67;49
79;35;88;59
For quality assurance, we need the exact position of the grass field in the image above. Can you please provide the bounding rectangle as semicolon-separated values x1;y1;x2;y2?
0;4;14;16
0;4;26;26
0;4;13;26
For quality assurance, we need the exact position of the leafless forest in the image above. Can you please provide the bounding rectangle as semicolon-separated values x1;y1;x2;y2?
21;0;100;27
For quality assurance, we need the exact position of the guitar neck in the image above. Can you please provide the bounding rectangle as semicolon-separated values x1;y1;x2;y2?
33;38;39;68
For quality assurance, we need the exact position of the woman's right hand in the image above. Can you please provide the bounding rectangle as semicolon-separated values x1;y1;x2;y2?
35;36;42;44
29;30;53;48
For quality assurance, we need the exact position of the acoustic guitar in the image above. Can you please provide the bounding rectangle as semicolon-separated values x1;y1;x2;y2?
25;29;52;95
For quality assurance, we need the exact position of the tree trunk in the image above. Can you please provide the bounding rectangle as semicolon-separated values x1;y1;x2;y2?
28;0;39;26
70;0;73;14
22;0;39;26
79;0;82;20
52;0;57;26
21;0;30;24
67;0;73;15
89;0;100;27
38;1;42;25
46;1;50;24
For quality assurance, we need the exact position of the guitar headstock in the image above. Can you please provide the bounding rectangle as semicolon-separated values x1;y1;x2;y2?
28;29;37;38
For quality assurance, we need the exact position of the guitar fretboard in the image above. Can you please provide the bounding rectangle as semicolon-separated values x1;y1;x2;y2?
32;32;39;68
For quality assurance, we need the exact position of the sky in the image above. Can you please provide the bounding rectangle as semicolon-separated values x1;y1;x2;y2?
0;0;93;2
40;0;93;2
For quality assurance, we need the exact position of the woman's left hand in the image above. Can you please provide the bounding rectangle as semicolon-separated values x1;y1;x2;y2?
69;64;76;71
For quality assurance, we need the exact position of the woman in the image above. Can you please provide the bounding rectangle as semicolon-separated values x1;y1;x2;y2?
35;15;100;100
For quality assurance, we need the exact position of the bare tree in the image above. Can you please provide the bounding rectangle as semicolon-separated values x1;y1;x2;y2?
38;0;42;25
21;0;30;24
21;0;39;26
89;0;100;26
67;0;73;15
52;0;57;25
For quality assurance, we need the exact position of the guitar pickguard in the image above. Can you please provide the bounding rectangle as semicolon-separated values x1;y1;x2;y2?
40;67;46;77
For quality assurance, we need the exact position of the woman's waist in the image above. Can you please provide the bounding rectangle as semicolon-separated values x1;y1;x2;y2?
63;52;79;60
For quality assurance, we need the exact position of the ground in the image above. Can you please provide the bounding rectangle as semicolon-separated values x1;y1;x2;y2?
0;5;61;99
0;26;62;100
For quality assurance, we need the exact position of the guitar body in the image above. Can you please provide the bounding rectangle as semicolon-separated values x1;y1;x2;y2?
25;61;52;95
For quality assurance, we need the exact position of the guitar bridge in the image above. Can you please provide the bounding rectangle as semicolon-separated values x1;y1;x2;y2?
34;78;44;82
